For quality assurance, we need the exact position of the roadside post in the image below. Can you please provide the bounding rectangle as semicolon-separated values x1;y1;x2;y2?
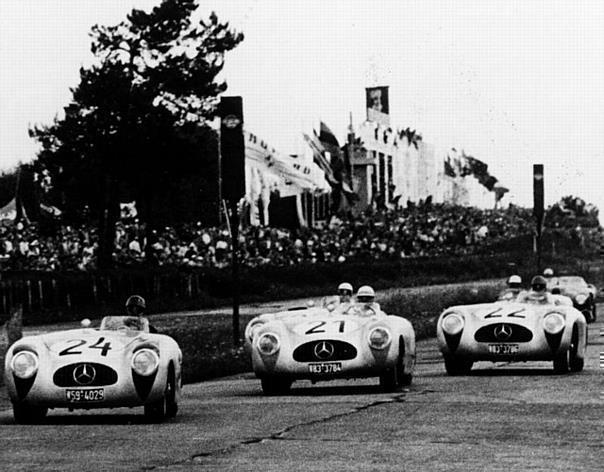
533;164;544;272
219;96;245;347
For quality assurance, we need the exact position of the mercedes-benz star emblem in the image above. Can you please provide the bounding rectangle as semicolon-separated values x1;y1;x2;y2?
73;363;96;386
494;324;512;341
314;341;335;360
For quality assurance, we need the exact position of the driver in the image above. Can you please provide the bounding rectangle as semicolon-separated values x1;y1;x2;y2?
355;285;381;313
498;275;523;301
337;282;353;304
125;295;157;333
516;275;555;305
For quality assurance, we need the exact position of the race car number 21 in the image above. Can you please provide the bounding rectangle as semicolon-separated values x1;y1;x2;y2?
297;320;357;336
59;337;112;356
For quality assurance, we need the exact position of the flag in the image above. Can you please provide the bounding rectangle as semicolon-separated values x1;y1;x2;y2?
444;157;456;177
494;186;509;202
319;121;339;148
303;132;337;185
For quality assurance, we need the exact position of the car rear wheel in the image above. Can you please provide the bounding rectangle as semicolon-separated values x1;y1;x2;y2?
443;355;473;376
13;404;48;424
569;325;584;373
260;377;292;396
145;369;177;422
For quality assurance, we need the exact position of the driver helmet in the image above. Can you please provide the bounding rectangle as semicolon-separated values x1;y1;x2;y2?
507;275;522;289
530;275;547;293
543;268;554;278
125;295;146;316
356;285;375;303
338;282;353;297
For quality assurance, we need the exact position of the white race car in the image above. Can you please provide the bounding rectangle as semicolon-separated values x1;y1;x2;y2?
437;301;587;375
245;302;416;395
4;316;182;423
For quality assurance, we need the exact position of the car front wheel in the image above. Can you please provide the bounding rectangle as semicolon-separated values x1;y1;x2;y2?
260;377;292;396
145;369;177;422
443;355;473;376
13;404;48;424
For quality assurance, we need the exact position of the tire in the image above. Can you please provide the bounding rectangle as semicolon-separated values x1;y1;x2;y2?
569;326;584;373
165;367;178;418
144;369;177;422
13;404;48;424
379;368;398;392
553;349;569;374
380;338;412;391
443;355;473;376
591;304;597;323
260;377;292;396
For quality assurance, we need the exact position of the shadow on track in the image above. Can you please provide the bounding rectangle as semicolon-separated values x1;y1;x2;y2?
239;382;408;397
0;412;182;425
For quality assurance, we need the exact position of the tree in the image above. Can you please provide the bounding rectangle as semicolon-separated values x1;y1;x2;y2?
546;195;599;228
30;0;243;268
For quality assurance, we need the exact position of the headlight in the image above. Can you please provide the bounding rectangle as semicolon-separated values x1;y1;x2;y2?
131;348;159;376
368;327;391;350
257;333;280;356
247;321;265;341
575;294;588;305
543;313;565;334
442;313;464;335
11;351;39;379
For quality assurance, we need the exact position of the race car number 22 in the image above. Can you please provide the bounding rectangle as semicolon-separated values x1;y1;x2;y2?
59;337;112;356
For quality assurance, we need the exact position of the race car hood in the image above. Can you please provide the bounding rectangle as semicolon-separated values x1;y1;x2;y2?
280;311;382;336
40;328;156;354
444;302;567;329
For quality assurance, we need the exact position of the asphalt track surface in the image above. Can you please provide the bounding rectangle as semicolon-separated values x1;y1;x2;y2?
2;306;604;471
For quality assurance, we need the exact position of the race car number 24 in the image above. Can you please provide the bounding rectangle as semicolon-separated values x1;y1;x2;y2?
59;337;112;356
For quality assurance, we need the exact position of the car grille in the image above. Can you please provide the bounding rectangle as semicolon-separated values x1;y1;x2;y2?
474;323;533;343
293;340;357;362
53;362;118;387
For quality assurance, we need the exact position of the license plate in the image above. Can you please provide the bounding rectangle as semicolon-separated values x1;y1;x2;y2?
66;388;105;403
488;344;519;355
308;362;342;374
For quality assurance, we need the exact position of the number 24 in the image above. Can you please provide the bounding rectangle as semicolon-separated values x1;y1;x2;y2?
59;337;112;356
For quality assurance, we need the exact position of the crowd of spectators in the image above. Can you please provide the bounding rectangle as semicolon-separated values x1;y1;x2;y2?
0;203;593;272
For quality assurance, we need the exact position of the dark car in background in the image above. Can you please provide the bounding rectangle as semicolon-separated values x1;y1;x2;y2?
548;276;597;323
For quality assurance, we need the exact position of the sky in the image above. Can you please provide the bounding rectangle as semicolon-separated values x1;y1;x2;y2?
1;0;604;211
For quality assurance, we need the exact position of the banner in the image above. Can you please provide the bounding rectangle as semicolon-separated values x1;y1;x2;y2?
533;164;544;227
366;86;390;126
219;96;246;202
